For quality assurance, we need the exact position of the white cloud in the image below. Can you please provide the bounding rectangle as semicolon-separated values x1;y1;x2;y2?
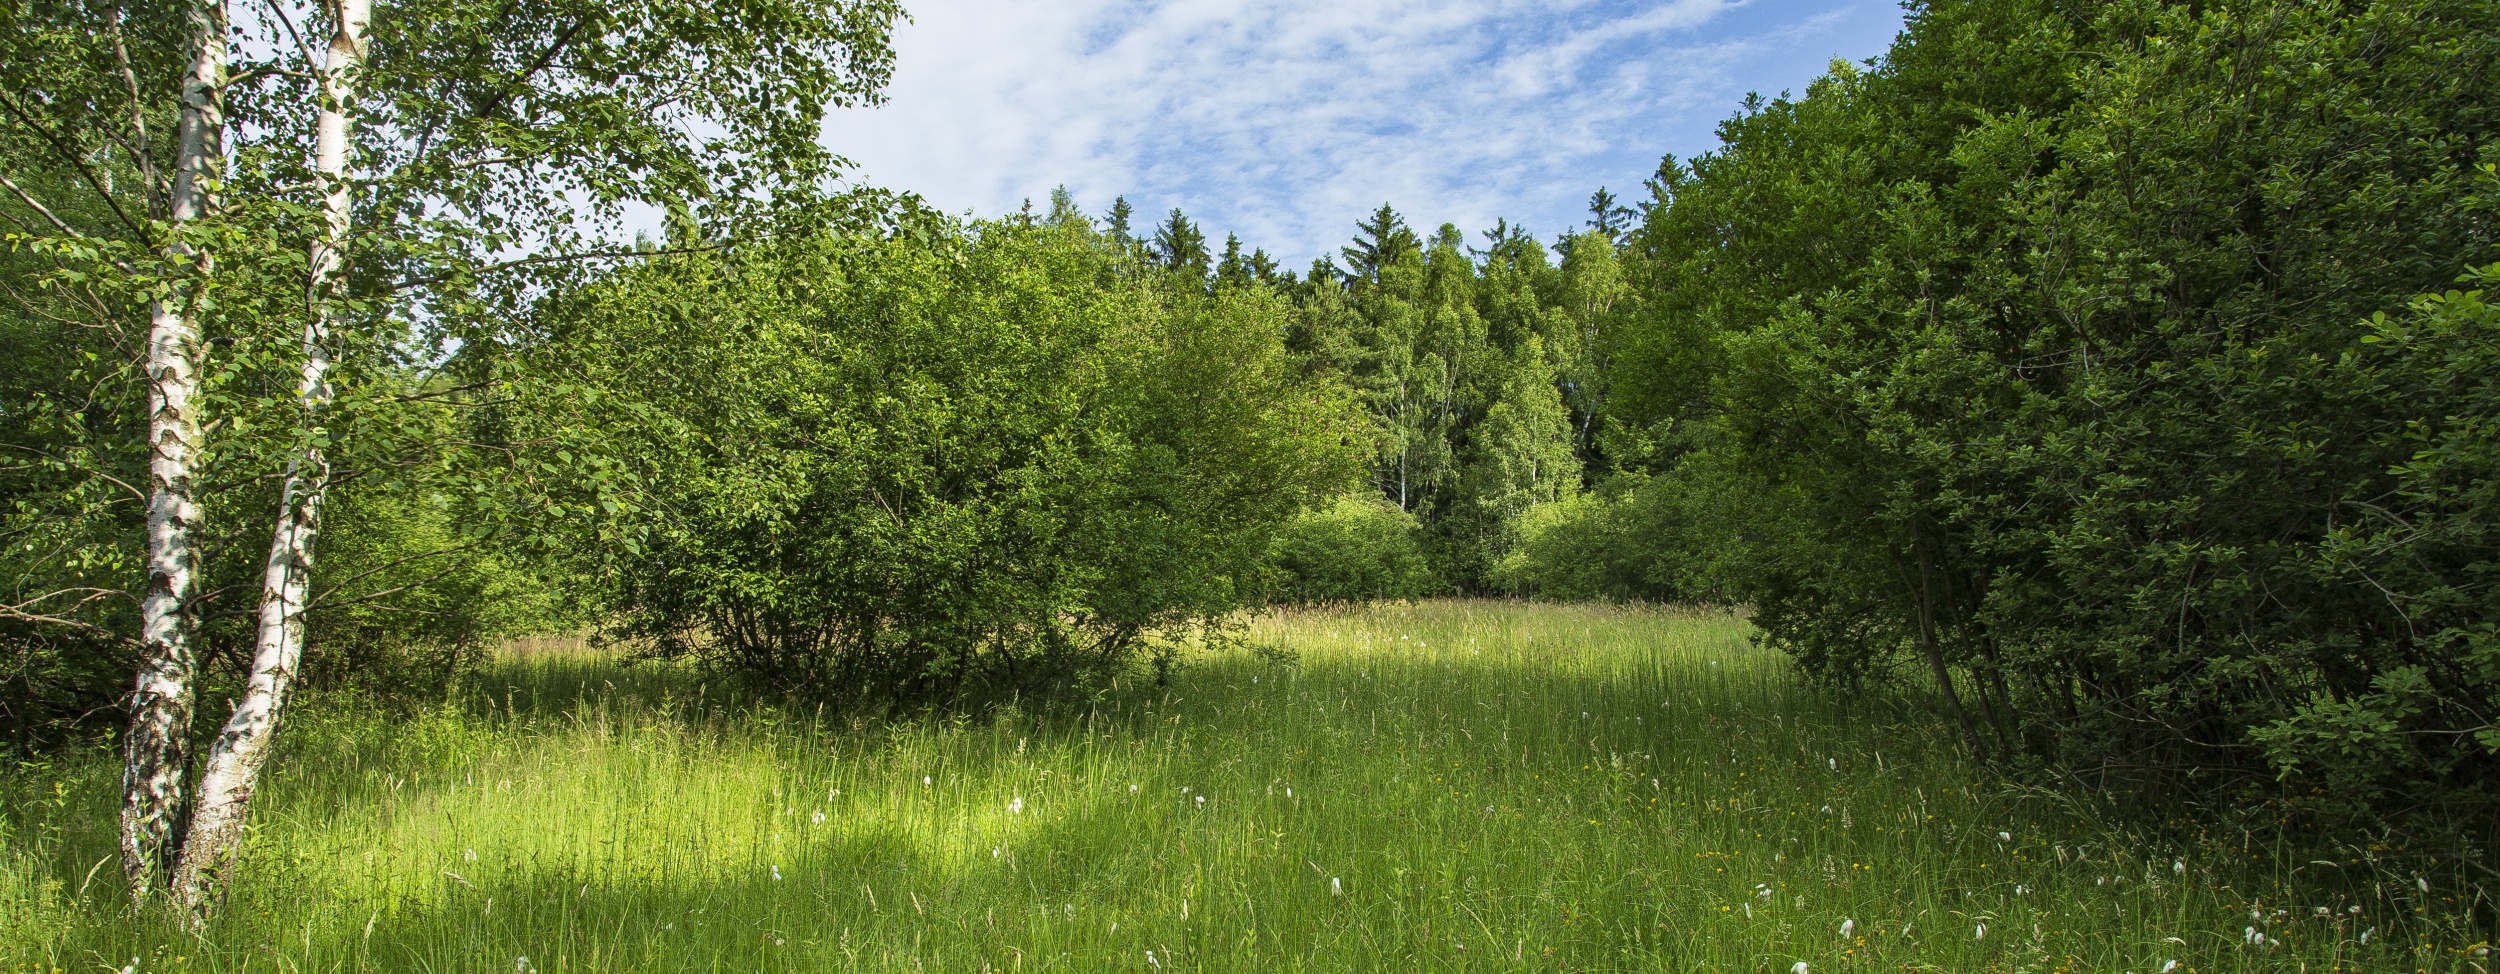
820;0;1902;263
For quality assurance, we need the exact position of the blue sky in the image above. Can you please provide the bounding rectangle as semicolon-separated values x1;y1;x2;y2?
818;0;1908;266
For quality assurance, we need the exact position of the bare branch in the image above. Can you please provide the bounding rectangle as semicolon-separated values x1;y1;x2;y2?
0;592;142;648
0;92;148;238
220;64;319;89
0;170;83;239
109;6;167;211
393;243;724;292
307;541;484;611
0;443;148;505
259;0;322;74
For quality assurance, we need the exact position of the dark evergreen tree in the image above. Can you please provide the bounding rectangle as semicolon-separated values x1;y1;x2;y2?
1216;233;1251;289
1585;188;1634;239
1154;208;1210;280
1105;196;1135;243
1341;204;1420;282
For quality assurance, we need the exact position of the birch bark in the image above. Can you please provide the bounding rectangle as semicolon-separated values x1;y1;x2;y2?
121;0;226;900
170;0;365;911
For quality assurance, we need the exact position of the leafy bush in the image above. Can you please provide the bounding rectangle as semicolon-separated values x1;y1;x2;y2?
529;220;1360;705
1608;0;2500;828
1271;494;1441;604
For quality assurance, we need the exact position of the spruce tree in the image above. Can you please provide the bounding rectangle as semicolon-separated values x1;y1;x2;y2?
1216;233;1251;288
1105;196;1134;243
1341;204;1419;282
1154;208;1210;281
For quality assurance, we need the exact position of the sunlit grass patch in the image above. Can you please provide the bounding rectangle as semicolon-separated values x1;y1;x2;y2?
3;601;2487;972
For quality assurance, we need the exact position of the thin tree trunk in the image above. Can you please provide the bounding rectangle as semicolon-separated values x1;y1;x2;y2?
121;0;226;901
1905;542;1986;761
170;0;364;911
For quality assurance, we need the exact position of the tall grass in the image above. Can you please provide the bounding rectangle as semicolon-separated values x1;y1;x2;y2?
2;601;2487;972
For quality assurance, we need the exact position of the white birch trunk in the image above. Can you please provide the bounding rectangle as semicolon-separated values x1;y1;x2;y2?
170;0;365;911
121;0;226;900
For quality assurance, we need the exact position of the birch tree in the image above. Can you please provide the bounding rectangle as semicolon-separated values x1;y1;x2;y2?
0;0;902;912
120;0;223;895
0;0;229;897
167;0;363;909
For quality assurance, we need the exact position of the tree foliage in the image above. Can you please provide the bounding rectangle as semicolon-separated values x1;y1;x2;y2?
521;219;1361;705
1578;0;2500;830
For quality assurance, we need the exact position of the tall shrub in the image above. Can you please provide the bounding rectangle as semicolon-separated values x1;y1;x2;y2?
530;220;1360;705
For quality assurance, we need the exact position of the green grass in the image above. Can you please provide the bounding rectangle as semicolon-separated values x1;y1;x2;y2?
2;601;2488;972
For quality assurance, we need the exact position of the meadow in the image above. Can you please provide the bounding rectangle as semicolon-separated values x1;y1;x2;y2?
2;602;2486;972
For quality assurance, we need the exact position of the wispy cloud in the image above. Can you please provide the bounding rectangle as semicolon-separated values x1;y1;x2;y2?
821;0;1903;263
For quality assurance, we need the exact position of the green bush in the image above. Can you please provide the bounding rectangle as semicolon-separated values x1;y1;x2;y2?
1607;0;2500;826
527;220;1361;705
1270;494;1442;604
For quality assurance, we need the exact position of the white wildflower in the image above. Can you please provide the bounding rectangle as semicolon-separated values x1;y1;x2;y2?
1792;963;1810;974
515;957;532;974
1840;918;1855;939
2161;961;2178;973
811;811;825;824
1998;831;2012;842
1974;923;1986;940
1009;797;1024;814
2361;927;2375;944
2173;860;2185;875
923;776;931;786
2418;877;2431;894
770;865;782;881
1331;877;1343;896
465;848;477;861
1195;795;1205;806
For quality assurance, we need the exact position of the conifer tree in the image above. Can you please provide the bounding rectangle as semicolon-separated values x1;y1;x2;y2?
1154;208;1210;281
1105;196;1134;243
1216;233;1251;288
1586;187;1634;240
1341;204;1419;282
